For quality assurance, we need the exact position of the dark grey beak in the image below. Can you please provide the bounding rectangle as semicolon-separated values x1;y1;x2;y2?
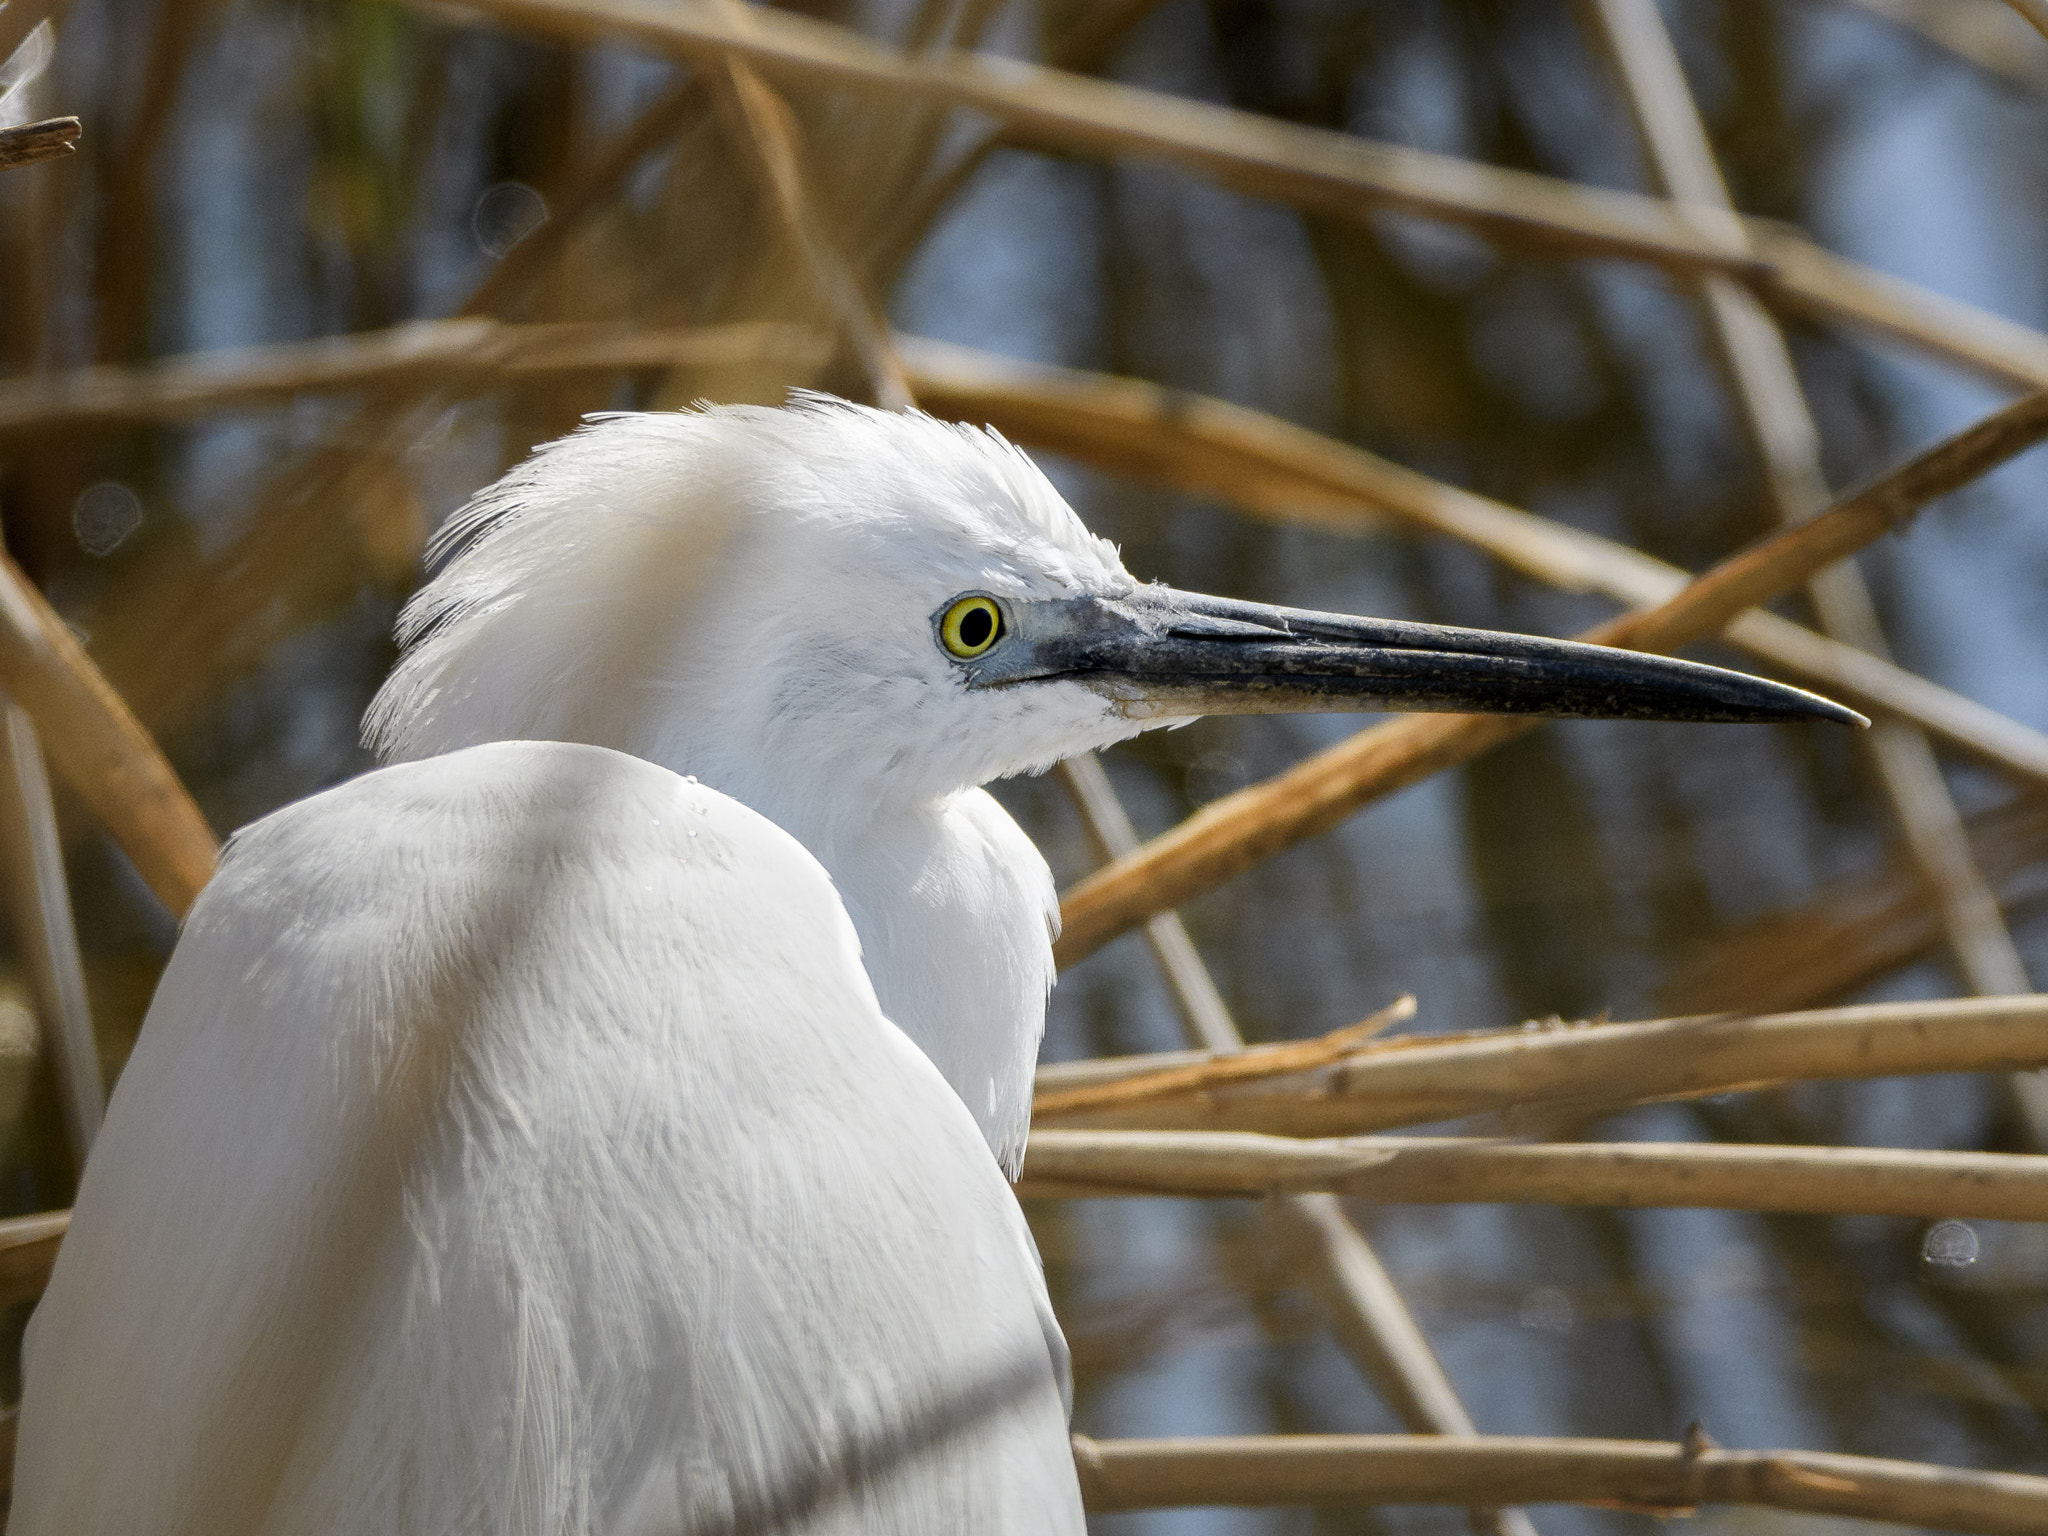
941;586;1867;727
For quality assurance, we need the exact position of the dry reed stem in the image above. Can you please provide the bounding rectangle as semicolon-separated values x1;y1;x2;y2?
1053;390;2048;967
1070;1431;2048;1531
0;704;102;1166
0;117;77;172
901;338;2048;788
0;320;825;429
1755;232;2048;390
403;0;2048;397
1031;996;2048;1137
1016;1129;2048;1222
1055;755;1240;1053
0;555;215;914
1032;996;1415;1117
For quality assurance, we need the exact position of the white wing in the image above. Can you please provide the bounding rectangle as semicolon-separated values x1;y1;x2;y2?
10;741;1081;1536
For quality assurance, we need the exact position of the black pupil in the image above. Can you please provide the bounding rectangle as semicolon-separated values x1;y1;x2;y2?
959;606;995;648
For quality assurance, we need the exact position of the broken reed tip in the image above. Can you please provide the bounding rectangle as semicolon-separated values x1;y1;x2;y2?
0;117;82;174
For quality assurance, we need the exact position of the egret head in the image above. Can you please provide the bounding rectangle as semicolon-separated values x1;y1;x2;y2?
367;396;1858;820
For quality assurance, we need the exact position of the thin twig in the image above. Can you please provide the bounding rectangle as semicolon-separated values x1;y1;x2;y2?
1017;1129;2048;1222
1054;754;1239;1052
0;319;825;429
1032;996;1413;1117
1052;391;2048;968
0;702;102;1167
0;115;76;172
1031;996;2048;1137
1071;1431;2048;1532
1754;229;2048;391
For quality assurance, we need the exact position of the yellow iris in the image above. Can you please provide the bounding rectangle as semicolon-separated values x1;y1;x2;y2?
940;596;1003;658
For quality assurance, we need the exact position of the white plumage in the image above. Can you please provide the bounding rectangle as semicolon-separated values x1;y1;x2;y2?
8;397;1856;1534
13;743;1080;1533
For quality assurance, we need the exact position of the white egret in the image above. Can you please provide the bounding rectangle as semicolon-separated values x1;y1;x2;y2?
9;398;1858;1534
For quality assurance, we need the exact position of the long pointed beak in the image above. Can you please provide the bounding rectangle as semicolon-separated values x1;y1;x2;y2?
949;586;1867;727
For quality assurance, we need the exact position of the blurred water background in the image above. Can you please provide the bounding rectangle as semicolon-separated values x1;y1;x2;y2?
4;1;2048;1530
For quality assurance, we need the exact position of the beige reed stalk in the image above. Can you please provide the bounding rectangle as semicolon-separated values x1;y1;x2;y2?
1032;996;2048;1137
0;321;828;430
0;702;101;1167
1582;0;2044;1143
1070;1430;2048;1532
1016;1130;2048;1222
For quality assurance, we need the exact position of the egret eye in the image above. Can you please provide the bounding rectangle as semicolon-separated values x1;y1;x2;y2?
940;596;1004;659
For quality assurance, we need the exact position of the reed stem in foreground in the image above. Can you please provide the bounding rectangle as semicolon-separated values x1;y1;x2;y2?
1073;1432;2048;1533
